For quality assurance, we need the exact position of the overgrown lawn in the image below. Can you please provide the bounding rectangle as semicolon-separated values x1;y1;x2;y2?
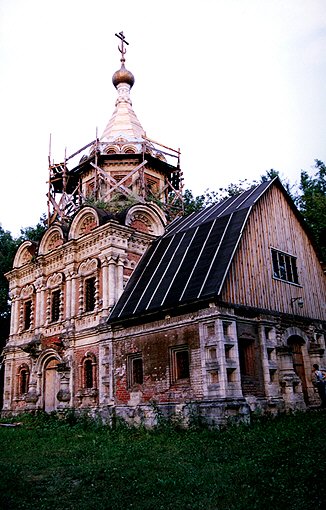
0;410;325;509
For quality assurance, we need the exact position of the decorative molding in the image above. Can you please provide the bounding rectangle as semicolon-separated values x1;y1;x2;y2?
47;273;64;289
78;258;99;276
20;285;34;299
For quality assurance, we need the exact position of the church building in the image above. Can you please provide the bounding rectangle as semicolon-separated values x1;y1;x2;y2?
2;34;326;426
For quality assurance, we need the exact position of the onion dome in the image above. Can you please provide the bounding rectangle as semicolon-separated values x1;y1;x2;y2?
112;63;135;89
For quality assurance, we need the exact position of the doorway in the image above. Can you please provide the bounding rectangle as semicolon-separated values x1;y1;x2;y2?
287;335;308;404
238;338;264;396
43;358;60;412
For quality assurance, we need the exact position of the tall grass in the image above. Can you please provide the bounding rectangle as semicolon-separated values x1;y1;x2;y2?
0;410;325;510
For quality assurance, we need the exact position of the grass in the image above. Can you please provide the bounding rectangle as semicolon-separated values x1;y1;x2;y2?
0;410;325;510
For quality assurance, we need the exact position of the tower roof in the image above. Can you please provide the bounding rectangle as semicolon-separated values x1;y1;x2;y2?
100;32;146;151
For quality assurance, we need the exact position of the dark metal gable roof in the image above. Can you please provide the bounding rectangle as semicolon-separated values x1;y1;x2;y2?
109;180;274;322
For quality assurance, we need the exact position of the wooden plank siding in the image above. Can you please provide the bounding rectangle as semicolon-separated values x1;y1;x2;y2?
220;185;326;320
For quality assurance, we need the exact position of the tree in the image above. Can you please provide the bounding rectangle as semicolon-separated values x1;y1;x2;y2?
19;214;47;242
298;160;326;261
0;227;19;321
183;179;253;216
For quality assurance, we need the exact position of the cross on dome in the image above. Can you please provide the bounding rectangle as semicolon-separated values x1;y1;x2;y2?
112;31;134;89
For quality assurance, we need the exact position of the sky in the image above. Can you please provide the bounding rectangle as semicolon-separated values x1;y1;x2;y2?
0;0;325;236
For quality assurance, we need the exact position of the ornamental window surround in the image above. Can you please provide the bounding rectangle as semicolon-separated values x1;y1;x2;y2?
46;273;64;324
78;259;100;315
19;285;34;332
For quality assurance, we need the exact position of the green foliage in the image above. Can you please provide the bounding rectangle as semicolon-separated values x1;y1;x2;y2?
0;410;325;510
298;159;326;261
19;214;47;243
0;226;19;322
183;179;253;216
85;193;139;214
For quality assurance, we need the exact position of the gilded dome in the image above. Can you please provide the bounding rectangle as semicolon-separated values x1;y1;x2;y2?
112;63;135;88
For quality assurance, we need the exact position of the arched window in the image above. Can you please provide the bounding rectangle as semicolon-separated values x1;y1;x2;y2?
84;359;93;388
17;365;30;397
81;354;97;390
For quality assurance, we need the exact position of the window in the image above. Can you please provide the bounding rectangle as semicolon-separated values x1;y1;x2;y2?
18;366;29;396
171;346;190;382
23;300;32;330
128;354;143;387
82;354;97;390
271;249;299;284
84;359;93;388
51;289;61;322
85;277;96;312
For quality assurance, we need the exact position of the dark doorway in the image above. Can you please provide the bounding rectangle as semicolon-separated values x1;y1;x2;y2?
287;335;308;404
238;338;264;397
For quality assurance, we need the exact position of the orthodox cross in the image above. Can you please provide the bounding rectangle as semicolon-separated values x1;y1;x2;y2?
115;31;129;63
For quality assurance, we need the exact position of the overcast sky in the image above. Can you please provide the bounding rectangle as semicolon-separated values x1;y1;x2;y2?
0;0;325;236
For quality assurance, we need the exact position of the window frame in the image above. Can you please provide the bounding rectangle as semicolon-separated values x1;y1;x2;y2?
170;345;190;383
17;365;30;397
81;353;97;391
84;276;96;313
23;299;33;330
51;288;61;323
271;248;300;285
127;353;144;388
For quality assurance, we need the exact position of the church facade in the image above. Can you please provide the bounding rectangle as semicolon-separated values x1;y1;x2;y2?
2;36;326;426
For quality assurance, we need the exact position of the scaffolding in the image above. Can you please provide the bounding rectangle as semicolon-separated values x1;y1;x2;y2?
47;135;184;227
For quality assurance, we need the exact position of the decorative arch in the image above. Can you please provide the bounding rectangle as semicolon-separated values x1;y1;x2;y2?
121;144;137;154
38;226;64;255
125;203;166;236
104;145;119;154
35;349;63;376
283;327;309;345
13;240;37;268
68;207;100;240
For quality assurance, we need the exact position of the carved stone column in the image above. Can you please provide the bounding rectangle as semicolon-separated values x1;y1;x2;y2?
108;256;117;308
116;255;127;301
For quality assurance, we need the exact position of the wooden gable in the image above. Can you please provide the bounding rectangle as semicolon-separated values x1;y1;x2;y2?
220;182;326;320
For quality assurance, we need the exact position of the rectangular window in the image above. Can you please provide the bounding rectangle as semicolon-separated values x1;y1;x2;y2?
271;249;299;284
51;289;61;322
24;300;32;330
171;346;190;382
85;277;96;312
128;354;143;387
